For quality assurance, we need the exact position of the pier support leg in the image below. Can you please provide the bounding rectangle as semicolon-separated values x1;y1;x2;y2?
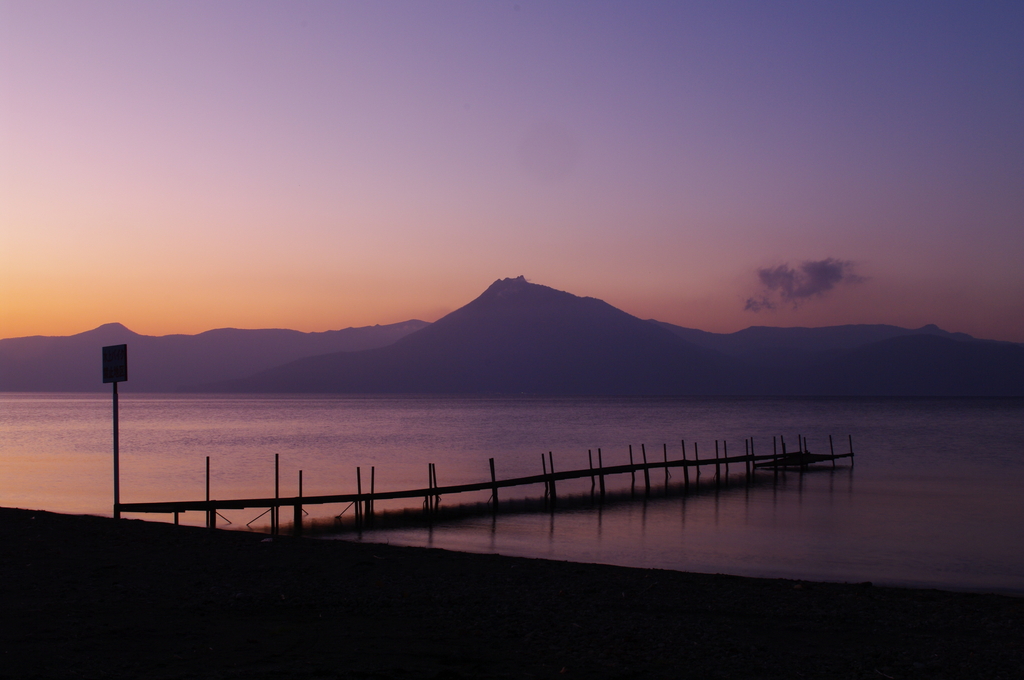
745;439;750;481
694;441;700;484
628;445;635;495
724;440;729;483
714;441;721;489
641;444;650;496
356;466;363;530
489;458;498;513
547;451;557;506
663;443;669;491
681;440;689;490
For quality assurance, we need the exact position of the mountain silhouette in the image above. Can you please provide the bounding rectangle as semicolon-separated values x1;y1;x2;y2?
199;276;744;394
4;278;1022;395
0;320;427;392
651;321;987;373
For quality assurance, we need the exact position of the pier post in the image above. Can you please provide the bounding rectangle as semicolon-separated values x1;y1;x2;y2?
750;438;755;480
589;450;596;496
745;439;750;481
829;435;835;468
433;463;438;512
714;441;721;489
426;463;433;514
694;441;700;483
206;456;212;529
663;443;669;491
294;470;303;537
724;440;729;482
541;455;548;504
356;466;363;529
628;445;635;493
273;454;280;535
369;466;375;526
598;448;606;499
681;440;689;489
773;437;779;480
489;458;498;513
641;444;651;496
849;435;855;467
548;451;557;505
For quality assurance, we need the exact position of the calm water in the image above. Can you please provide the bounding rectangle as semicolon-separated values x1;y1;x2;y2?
2;394;1022;593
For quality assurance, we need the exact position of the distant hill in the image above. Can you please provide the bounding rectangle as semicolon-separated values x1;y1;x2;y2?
650;321;992;373
652;320;977;355
197;276;746;395
803;334;1024;396
649;320;1024;394
0;320;428;392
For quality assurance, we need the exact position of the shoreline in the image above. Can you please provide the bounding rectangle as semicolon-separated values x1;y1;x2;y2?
3;506;1023;679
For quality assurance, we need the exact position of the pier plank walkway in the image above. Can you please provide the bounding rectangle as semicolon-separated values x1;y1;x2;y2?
118;435;854;533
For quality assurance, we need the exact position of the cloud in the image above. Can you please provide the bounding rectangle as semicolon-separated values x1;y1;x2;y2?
744;258;864;312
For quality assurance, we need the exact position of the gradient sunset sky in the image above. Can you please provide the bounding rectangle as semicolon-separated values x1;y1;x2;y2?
2;2;1022;341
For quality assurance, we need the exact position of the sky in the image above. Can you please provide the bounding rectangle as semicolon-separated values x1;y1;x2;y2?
2;1;1022;341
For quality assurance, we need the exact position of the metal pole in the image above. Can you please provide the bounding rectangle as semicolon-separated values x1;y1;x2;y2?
112;381;120;519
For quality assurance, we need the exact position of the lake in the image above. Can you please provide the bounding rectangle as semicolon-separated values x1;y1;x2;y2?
2;393;1022;593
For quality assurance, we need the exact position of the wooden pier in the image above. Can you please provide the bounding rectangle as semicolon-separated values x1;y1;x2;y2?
117;435;854;535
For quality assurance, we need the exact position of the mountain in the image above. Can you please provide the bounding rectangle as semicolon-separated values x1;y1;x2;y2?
198;276;746;394
0;320;428;392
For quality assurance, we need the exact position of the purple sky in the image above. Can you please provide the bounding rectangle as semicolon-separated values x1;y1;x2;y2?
2;1;1022;340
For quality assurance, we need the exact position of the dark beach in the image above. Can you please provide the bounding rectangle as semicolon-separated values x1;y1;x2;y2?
2;507;1021;680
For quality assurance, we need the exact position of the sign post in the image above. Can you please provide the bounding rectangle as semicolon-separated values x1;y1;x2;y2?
102;344;128;519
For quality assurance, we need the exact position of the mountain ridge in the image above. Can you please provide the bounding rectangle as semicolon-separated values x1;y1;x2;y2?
0;320;428;392
3;277;1021;395
192;277;1024;396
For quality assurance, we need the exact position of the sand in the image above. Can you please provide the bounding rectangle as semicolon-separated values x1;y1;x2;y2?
1;506;1022;679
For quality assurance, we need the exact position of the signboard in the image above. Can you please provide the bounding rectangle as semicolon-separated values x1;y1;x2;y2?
102;344;128;383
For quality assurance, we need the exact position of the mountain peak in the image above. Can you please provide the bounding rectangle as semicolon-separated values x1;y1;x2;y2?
483;275;532;295
76;322;140;339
